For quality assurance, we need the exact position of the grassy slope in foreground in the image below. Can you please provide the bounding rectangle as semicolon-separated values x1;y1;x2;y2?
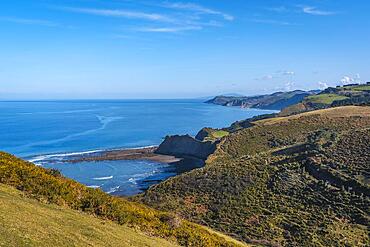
0;152;246;247
139;106;370;246
0;184;177;247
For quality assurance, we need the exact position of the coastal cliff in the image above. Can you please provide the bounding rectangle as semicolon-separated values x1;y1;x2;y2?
206;90;318;110
155;135;218;160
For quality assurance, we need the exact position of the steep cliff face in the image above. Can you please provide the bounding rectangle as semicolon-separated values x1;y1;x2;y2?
155;135;217;160
195;128;212;141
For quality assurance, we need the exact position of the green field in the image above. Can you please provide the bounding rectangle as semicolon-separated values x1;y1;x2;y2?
201;129;230;141
306;93;348;104
351;85;370;91
0;184;178;247
211;130;229;138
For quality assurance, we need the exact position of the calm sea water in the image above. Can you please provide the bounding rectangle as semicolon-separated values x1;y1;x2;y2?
0;100;276;195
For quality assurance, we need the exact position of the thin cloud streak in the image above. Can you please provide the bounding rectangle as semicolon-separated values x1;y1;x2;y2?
62;7;174;22
161;2;234;21
57;3;235;34
136;25;202;33
301;6;336;16
268;5;337;16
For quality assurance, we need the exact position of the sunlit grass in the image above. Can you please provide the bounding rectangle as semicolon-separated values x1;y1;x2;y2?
306;94;348;104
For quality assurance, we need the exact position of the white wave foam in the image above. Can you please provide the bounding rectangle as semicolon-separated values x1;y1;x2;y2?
27;149;103;164
128;145;157;150
26;144;159;167
128;178;138;185
107;186;120;194
92;176;113;181
87;185;100;189
128;169;160;185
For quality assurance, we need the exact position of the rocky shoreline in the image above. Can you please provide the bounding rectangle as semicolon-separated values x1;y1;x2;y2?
65;145;206;176
58;134;218;195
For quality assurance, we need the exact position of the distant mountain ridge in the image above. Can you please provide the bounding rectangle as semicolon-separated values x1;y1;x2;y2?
206;90;319;110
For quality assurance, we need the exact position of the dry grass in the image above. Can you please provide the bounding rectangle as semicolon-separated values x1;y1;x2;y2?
0;184;178;247
254;106;370;126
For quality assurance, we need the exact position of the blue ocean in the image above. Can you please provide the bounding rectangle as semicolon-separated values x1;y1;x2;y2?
0;100;275;195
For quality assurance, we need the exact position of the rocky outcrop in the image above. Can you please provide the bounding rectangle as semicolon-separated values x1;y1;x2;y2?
155;135;217;160
195;128;214;141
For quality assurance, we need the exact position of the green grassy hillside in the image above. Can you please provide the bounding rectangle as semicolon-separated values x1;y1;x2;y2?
280;84;370;116
139;106;370;246
0;184;178;247
0;152;247;247
305;94;348;104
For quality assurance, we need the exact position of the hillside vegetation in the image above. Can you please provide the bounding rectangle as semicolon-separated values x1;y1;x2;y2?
0;152;247;247
305;94;348;104
139;106;370;246
0;184;178;247
281;84;370;116
195;128;230;142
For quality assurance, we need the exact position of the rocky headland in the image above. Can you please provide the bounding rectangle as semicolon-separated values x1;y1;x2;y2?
155;134;218;160
206;90;319;110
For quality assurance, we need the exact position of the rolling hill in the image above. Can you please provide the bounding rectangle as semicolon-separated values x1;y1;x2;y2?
280;83;370;116
0;184;178;247
1;85;369;247
139;106;370;246
0;152;247;247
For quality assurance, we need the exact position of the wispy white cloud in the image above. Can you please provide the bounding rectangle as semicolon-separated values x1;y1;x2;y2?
59;3;233;34
318;81;328;90
340;74;361;85
0;16;61;27
195;20;224;27
161;2;234;21
268;5;336;16
340;76;354;84
301;6;336;16
355;73;361;82
136;25;202;33
62;7;173;22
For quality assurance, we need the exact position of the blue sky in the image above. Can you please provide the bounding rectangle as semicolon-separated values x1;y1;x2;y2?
0;0;369;99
